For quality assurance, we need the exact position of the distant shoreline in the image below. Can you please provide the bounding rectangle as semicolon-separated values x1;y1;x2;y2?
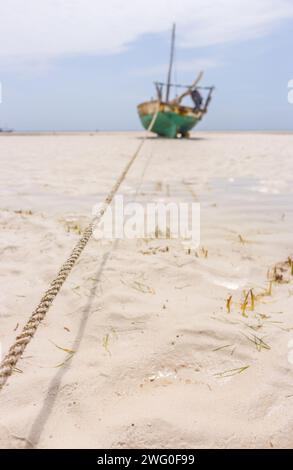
0;130;292;136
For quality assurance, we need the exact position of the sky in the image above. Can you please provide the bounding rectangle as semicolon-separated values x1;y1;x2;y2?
0;0;293;131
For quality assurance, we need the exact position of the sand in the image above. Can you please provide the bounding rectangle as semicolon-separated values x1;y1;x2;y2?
0;131;293;449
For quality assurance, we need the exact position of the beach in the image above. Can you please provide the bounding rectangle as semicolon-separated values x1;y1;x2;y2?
0;131;293;448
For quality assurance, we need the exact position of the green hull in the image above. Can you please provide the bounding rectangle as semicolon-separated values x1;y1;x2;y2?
141;112;199;138
137;101;203;138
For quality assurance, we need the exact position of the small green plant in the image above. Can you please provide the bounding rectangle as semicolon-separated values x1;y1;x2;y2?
102;334;111;354
226;295;232;313
288;257;293;276
249;289;255;311
238;234;248;244
212;344;233;352
244;333;270;352
214;365;250;378
51;341;75;368
241;291;249;317
200;246;208;258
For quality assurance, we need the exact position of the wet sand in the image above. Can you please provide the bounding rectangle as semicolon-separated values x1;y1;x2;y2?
0;131;293;448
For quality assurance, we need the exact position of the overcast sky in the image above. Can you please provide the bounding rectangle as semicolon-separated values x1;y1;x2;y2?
0;0;293;131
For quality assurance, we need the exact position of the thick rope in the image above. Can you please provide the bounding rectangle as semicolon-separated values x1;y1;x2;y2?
0;107;160;391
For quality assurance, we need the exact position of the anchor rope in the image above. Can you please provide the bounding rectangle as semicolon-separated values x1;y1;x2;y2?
0;106;160;391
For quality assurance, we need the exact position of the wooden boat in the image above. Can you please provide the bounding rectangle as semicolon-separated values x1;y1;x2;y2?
137;24;214;138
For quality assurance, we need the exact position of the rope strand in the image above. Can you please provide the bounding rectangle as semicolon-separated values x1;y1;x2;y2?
0;107;159;391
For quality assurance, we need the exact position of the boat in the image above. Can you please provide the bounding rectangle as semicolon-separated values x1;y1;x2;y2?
137;24;214;138
0;127;13;133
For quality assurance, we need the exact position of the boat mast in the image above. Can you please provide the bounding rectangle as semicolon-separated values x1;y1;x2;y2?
165;23;176;103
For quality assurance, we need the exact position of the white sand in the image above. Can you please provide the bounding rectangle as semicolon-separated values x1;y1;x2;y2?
0;131;293;448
